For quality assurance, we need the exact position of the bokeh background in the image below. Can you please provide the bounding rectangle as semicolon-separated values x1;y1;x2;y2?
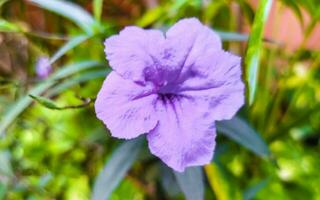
0;0;320;199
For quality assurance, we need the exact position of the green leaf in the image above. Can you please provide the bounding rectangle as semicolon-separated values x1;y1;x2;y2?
47;69;109;96
0;0;9;8
92;137;144;200
281;0;303;25
29;95;61;110
216;116;270;157
237;0;255;24
136;7;163;27
50;61;102;80
0;151;13;177
205;163;240;200
174;167;204;200
244;0;272;105
29;0;96;34
216;30;249;41
0;61;101;135
49;34;90;64
243;179;269;200
0;182;6;200
160;167;180;198
93;0;103;22
0;19;22;32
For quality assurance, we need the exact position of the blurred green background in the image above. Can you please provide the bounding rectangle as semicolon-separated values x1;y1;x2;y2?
0;0;319;199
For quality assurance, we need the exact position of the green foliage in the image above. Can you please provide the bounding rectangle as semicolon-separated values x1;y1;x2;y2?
0;19;22;32
174;167;204;200
216;116;270;157
92;137;144;200
243;179;269;200
244;0;272;105
29;0;98;35
93;0;104;22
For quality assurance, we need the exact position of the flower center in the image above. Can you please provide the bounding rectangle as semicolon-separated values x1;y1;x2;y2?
158;93;177;104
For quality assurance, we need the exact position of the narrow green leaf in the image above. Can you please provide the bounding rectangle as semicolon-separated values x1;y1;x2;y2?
0;61;101;135
0;19;22;32
281;0;303;25
243;179;269;200
160;167;180;198
0;151;13;177
216;116;270;157
244;0;272;105
205;163;239;200
50;61;102;80
92;137;143;200
0;182;6;200
49;34;89;64
0;0;9;8
93;0;103;22
237;0;255;24
136;7;163;27
216;30;249;41
29;94;93;110
47;69;109;96
174;167;204;200
29;0;96;34
29;95;61;110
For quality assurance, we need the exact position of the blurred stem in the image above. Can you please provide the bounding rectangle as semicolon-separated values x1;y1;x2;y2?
257;48;275;133
25;31;69;41
269;103;320;142
265;88;284;137
276;53;320;129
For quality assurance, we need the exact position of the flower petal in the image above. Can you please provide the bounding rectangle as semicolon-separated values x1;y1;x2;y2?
104;26;165;83
95;72;158;139
179;50;245;120
147;96;216;172
165;18;222;82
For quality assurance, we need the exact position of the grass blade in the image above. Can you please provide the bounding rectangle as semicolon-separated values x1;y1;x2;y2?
93;0;103;22
174;167;204;200
216;116;270;157
205;163;239;200
49;34;89;64
47;69;109;96
243;179;269;200
0;19;22;32
244;0;273;105
216;30;249;41
29;0;96;34
92;137;143;200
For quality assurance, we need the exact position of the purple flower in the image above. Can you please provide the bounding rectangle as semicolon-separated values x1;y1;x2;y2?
36;57;52;79
95;18;244;172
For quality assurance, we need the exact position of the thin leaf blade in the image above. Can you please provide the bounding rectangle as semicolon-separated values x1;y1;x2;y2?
216;30;249;41
92;137;143;200
29;95;61;110
174;167;204;200
205;163;239;200
29;0;96;34
244;0;273;104
216;116;270;157
0;19;22;32
49;34;89;64
243;179;269;200
93;0;103;22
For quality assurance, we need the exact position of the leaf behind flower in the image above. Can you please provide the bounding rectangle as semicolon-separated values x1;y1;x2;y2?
216;116;270;157
174;167;204;200
92;137;144;200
